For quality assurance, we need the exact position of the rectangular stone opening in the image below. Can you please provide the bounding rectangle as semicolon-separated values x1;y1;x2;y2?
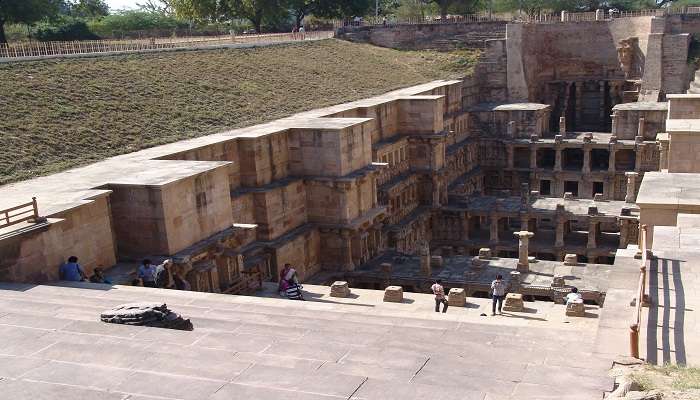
592;181;604;197
562;148;584;171
615;149;636;171
564;180;579;196
514;147;530;168
536;148;555;169
590;149;610;171
540;179;551;195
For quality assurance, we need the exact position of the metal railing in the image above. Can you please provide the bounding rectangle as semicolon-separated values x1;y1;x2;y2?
0;198;40;229
0;30;334;60
630;224;648;359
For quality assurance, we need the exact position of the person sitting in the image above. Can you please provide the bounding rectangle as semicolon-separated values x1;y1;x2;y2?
279;264;293;295
173;272;191;291
285;280;304;300
59;256;87;282
137;259;158;288
89;267;112;284
565;287;583;304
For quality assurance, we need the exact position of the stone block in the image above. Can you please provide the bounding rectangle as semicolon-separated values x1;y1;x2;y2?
593;193;604;202
566;300;585;317
563;192;574;200
502;293;524;312
552;275;565;287
478;248;492;259
447;288;466;307
330;281;350;298
564;254;578;266
383;286;403;303
430;256;443;267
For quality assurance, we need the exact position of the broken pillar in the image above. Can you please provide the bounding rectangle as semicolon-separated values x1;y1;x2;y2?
503;293;524;312
383;286;403;302
559;116;566;133
330;281;350;298
478;247;492;259
552;275;565;287
448;288;466;307
566;300;585;317
564;253;578;266
514;231;534;273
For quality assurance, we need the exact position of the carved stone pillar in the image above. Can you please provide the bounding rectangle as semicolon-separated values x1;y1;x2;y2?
341;230;355;271
658;135;669;170
611;114;617;136
625;172;638;203
490;214;499;243
587;220;598;249
582;147;591;173
554;148;562;172
619;219;630;249
461;212;470;240
514;231;534;272
638;117;646;139
530;147;537;169
555;218;565;247
506;144;515;169
559;116;566;133
608;148;617;173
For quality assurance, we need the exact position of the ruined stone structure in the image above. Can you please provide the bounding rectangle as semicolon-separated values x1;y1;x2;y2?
2;14;698;298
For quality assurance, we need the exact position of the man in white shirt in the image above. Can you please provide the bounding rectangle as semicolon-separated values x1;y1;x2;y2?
565;287;583;304
491;274;507;316
431;279;448;313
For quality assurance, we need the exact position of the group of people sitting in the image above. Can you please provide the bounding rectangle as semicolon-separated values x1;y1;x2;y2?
131;259;190;290
59;256;112;284
278;263;304;300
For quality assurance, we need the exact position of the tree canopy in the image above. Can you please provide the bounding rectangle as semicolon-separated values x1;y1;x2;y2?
0;0;62;43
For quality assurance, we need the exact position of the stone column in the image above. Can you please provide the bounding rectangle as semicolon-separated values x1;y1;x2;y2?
611;114;617;136
608;148;617;173
530;147;537;169
341;230;355;271
658;136;669;170
555;218;565;247
554;148;562;172
638;117;646;139
559;116;566;133
582;147;591;173
507;120;516;137
514;231;535;272
625;172;638;203
461;212;470;240
587;220;598;249
619;219;630;249
507;145;514;169
574;82;583;129
419;241;431;276
490;214;499;243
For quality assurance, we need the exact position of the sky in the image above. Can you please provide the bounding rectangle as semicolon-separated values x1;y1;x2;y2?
105;0;142;11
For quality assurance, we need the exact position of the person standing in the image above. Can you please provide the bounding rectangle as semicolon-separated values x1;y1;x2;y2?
491;274;507;316
137;259;158;288
431;279;448;313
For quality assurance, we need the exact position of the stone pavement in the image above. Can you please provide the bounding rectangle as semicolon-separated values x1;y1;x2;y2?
0;281;615;399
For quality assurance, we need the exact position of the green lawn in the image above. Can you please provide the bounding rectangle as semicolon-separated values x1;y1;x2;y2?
0;39;478;185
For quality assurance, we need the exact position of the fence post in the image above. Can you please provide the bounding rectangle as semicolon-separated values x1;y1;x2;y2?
630;323;639;358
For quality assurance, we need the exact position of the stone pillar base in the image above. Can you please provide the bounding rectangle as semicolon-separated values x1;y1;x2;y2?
503;293;524;312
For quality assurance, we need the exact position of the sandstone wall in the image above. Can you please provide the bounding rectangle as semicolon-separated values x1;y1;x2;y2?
336;21;507;50
0;196;116;282
272;227;320;281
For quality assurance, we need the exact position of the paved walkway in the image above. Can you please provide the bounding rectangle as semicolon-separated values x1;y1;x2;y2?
0;281;614;399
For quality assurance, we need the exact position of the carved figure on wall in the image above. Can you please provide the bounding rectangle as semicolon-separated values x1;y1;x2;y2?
617;37;643;80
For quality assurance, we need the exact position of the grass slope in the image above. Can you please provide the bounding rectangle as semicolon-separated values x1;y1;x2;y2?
0;39;477;185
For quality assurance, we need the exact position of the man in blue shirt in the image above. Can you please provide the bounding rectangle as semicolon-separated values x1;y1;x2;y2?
59;256;87;282
137;259;158;288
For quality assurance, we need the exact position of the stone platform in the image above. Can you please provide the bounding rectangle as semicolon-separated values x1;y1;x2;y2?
338;253;611;304
0;281;614;399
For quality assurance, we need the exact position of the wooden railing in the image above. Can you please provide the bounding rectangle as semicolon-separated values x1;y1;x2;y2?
0;197;40;229
630;224;648;359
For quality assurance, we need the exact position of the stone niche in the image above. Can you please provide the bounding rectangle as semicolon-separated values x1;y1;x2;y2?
467;103;550;139
108;163;234;259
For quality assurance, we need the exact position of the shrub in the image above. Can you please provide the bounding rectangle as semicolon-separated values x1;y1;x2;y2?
35;18;100;41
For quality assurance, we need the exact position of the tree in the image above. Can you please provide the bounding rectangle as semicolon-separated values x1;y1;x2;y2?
0;0;61;44
172;0;282;33
69;0;110;18
138;0;175;14
425;0;481;20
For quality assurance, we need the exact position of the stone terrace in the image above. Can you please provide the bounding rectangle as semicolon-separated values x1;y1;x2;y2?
0;282;615;400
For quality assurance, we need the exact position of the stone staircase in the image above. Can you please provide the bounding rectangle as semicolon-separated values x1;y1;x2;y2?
0;282;615;399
